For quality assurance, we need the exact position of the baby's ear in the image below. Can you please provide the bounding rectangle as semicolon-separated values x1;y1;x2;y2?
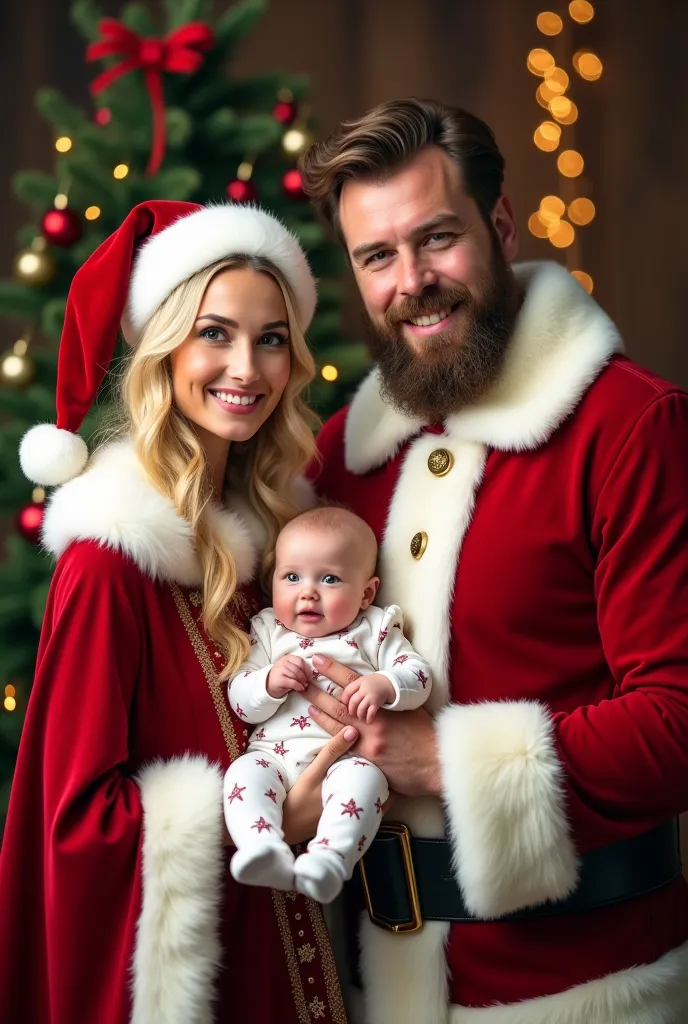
361;576;380;610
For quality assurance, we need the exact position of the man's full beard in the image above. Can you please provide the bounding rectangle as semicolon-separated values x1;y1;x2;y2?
364;244;521;422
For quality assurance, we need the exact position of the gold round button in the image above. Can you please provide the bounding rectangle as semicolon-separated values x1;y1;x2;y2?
428;448;454;476
410;531;428;560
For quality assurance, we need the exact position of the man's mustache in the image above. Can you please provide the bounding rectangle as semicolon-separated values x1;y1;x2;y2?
384;286;473;327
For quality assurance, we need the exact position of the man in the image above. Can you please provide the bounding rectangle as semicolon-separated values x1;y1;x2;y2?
300;97;688;1023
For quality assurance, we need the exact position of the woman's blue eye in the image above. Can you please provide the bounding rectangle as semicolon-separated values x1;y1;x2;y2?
286;573;299;582
201;327;225;342
322;574;340;585
258;333;288;347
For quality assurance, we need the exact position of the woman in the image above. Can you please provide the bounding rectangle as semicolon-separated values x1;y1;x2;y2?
0;201;353;1024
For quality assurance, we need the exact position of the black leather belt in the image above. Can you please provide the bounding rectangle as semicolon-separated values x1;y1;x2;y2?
357;818;682;933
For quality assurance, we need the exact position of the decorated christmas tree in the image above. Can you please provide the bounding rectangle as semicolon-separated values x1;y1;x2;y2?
0;0;367;815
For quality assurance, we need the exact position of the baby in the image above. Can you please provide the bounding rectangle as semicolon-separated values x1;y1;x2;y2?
223;506;432;904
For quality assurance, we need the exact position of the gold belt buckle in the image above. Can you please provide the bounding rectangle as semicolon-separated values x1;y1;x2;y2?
359;821;423;933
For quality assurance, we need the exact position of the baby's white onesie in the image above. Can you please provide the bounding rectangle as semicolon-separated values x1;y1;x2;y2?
224;604;431;902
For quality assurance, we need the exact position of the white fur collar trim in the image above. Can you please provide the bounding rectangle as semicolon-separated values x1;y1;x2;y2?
345;260;623;473
41;439;265;586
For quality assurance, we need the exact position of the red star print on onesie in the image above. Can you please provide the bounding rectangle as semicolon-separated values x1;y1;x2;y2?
251;817;272;833
255;728;265;740
235;705;246;718
275;618;284;627
416;669;428;689
249;637;257;647
255;759;271;767
357;835;367;852
346;639;359;650
314;837;330;846
291;716;311;730
299;637;315;649
265;789;277;803
274;741;288;756
377;629;388;645
393;655;408;666
341;798;363;819
312;667;319;680
227;784;246;803
374;797;383;814
354;760;369;767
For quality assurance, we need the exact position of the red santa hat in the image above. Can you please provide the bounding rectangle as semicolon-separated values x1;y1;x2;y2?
19;200;317;487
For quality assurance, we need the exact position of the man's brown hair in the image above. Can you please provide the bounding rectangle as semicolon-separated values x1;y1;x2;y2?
300;97;506;242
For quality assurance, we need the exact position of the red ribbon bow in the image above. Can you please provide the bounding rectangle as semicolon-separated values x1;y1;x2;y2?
87;18;214;176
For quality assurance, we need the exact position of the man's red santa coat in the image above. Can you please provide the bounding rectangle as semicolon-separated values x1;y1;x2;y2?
0;440;346;1024
314;261;688;1023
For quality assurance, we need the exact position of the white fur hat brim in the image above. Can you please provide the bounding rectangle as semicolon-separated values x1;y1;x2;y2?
126;203;317;337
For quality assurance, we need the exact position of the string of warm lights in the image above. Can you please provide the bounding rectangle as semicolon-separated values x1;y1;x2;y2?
527;0;602;294
54;133;130;222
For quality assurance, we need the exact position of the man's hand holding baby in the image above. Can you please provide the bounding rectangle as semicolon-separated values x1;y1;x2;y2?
342;673;395;723
267;655;310;698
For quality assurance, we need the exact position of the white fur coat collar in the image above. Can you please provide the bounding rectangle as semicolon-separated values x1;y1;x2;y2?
41;439;297;586
345;260;624;473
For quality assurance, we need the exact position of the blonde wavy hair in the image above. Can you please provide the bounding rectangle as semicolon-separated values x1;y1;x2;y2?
118;256;316;678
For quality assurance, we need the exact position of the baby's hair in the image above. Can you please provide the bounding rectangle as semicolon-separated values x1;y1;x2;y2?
278;504;379;578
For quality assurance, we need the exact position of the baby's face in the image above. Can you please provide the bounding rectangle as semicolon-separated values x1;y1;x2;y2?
272;527;378;638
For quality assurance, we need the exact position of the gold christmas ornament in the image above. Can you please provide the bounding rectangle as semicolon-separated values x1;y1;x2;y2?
281;125;315;158
0;338;36;388
13;243;57;287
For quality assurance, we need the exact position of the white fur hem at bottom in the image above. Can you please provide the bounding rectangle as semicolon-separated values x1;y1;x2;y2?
351;934;688;1024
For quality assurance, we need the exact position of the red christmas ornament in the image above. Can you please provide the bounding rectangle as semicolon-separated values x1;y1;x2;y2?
17;501;44;545
41;208;83;248
273;99;297;126
95;107;112;125
226;179;257;204
282;168;307;201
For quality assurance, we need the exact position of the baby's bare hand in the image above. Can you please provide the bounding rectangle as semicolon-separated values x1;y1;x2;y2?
345;674;396;723
267;655;309;698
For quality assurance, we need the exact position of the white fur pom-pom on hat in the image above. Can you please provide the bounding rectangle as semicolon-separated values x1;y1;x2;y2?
19;424;89;486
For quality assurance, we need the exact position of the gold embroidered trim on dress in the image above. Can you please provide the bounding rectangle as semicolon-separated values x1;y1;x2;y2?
170;582;240;763
307;898;348;1023
272;891;311;1024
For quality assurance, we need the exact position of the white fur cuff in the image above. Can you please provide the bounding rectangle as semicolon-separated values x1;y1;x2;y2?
133;755;225;1024
436;700;579;919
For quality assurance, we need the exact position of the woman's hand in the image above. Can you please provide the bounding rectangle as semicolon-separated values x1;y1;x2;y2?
281;725;359;846
308;654;442;798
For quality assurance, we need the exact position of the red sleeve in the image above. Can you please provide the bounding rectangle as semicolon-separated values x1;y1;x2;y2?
436;391;688;918
0;541;144;1024
557;392;688;847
